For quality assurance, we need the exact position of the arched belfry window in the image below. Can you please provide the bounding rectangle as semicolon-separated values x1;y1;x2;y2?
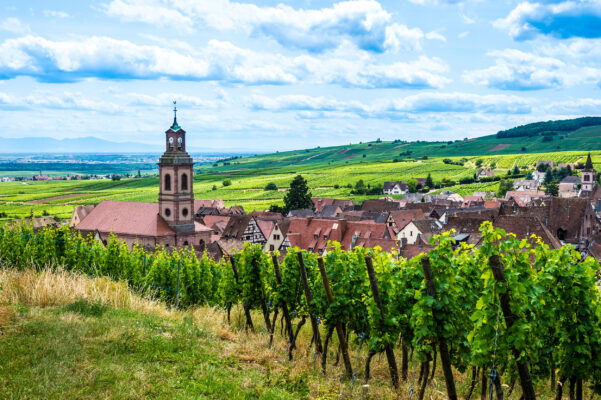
168;136;174;151
164;174;171;191
181;173;188;191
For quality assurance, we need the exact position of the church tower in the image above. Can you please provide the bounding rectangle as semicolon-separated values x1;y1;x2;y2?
158;102;195;234
581;153;596;193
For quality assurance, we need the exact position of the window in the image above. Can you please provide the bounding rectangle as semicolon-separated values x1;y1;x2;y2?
164;174;171;191
184;241;189;246
165;208;171;217
584;175;590;182
181;173;188;190
274;234;280;240
177;136;183;150
269;244;274;251
199;240;205;251
102;240;107;246
410;231;413;236
182;208;188;217
168;136;174;151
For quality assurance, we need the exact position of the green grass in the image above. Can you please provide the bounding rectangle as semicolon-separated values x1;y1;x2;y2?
0;302;309;400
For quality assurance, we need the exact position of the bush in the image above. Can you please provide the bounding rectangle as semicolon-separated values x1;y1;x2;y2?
212;185;217;191
222;179;232;187
333;184;340;189
264;182;278;191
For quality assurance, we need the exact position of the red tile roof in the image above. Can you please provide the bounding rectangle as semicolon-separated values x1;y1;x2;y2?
77;200;174;237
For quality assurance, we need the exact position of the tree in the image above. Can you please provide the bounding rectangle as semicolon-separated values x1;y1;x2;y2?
496;179;514;198
512;165;520;175
544;171;554;185
425;173;434;188
269;204;283;213
525;171;533;180
212;185;217;191
283;175;313;215
111;175;121;181
264;182;277;191
545;182;559;196
407;179;418;193
222;179;232;187
475;159;483;168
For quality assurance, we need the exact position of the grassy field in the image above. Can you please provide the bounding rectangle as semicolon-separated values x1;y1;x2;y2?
0;267;572;400
1;150;599;222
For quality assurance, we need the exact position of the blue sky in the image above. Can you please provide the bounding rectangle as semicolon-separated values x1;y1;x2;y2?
1;0;601;151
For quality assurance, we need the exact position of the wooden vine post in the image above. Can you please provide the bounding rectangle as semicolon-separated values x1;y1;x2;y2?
317;257;353;377
272;253;295;360
364;256;399;388
421;256;458;400
296;252;323;357
229;256;254;332
489;255;537;400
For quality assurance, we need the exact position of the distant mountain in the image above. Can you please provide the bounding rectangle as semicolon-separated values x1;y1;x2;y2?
0;137;163;153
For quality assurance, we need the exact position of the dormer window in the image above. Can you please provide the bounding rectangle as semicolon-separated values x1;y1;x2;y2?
323;235;328;240
314;234;318;239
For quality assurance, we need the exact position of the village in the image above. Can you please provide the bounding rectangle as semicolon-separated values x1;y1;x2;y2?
61;112;601;263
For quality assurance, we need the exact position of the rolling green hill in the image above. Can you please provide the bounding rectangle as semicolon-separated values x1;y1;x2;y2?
204;120;601;173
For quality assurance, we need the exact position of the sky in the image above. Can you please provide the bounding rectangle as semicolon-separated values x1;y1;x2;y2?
1;0;601;151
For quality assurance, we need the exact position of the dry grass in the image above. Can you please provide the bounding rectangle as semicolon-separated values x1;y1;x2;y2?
0;268;173;318
0;305;14;329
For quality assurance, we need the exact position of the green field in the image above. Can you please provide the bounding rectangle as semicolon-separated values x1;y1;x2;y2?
1;149;599;223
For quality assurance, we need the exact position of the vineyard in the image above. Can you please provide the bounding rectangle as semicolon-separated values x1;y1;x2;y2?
1;222;600;399
2;150;599;223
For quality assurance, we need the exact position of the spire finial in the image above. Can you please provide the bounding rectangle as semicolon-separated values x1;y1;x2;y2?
170;100;181;130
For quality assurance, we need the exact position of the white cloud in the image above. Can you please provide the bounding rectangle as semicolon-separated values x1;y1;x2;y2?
103;0;435;53
463;48;601;90
247;92;532;116
460;12;476;24
125;92;221;108
495;1;601;41
43;10;70;18
0;18;31;34
104;0;194;33
425;31;447;42
0;35;450;89
0;91;119;112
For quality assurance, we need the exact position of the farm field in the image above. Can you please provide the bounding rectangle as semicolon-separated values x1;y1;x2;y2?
1;150;599;223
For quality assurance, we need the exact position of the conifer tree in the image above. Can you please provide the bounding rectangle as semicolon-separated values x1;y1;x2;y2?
283;175;313;215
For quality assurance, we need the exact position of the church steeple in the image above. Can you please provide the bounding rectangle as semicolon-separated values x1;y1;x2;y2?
158;104;195;234
584;153;594;171
581;153;596;194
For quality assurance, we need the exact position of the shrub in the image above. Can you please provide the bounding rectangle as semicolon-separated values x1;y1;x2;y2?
222;179;232;187
264;182;277;191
